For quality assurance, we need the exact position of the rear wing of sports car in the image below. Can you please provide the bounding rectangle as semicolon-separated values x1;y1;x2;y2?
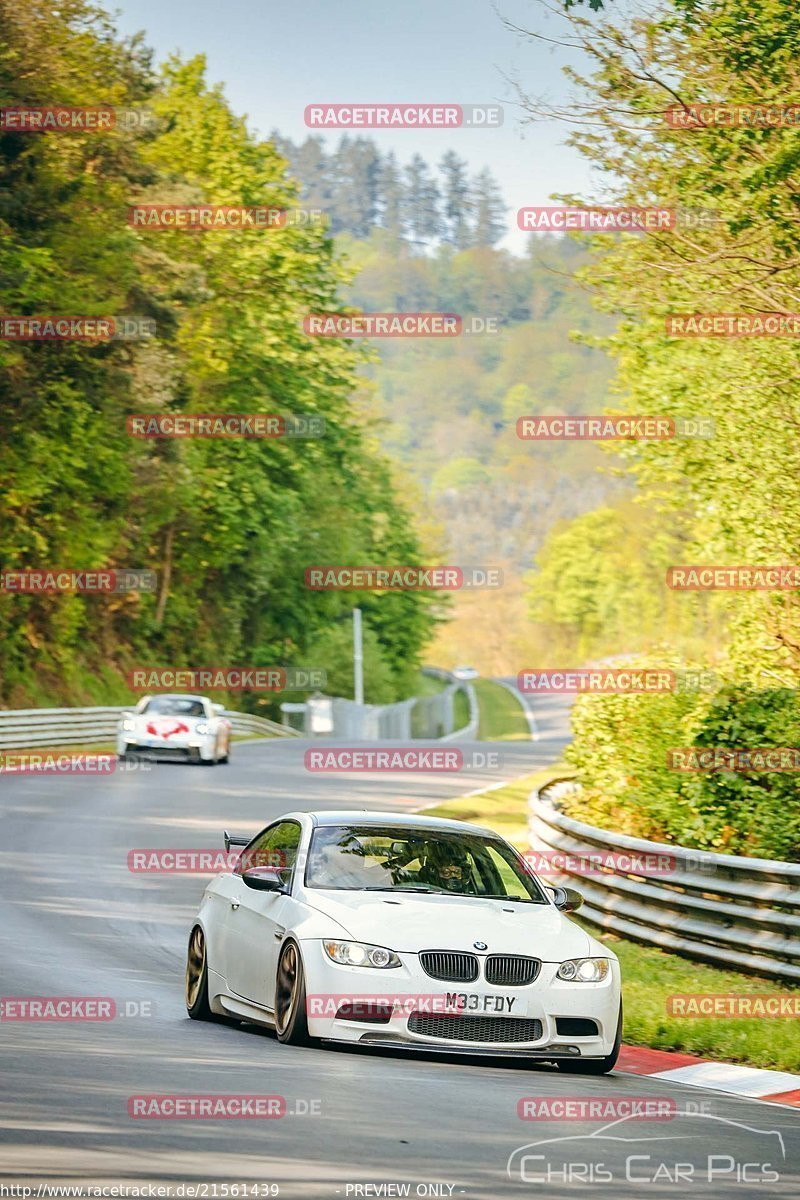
224;830;250;851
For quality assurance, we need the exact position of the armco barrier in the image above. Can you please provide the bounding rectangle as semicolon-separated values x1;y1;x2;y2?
325;669;477;740
420;667;478;741
285;669;477;740
529;779;800;983
0;671;474;749
0;706;298;751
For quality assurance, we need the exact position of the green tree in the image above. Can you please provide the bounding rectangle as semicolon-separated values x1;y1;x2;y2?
471;167;506;247
525;504;696;659
0;4;438;707
332;135;382;238
292;135;334;216
403;154;441;248
516;0;800;683
431;458;492;495
439;150;473;249
303;620;397;705
511;0;800;859
377;151;404;245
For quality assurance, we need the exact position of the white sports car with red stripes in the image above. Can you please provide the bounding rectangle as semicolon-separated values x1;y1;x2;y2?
117;693;232;765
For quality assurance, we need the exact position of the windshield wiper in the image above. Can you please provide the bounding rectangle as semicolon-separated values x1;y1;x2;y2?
356;885;441;893
346;886;541;901
402;892;541;902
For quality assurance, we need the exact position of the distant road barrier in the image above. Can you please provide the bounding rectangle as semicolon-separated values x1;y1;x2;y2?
529;778;800;983
0;706;298;751
280;668;477;740
0;672;475;748
420;668;478;741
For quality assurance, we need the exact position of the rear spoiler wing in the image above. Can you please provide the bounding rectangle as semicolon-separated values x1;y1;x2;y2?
224;830;250;852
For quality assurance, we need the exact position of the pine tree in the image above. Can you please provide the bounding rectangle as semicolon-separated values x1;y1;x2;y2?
471;167;506;247
377;151;404;245
403;154;441;248
439;150;473;249
293;135;333;216
331;135;382;237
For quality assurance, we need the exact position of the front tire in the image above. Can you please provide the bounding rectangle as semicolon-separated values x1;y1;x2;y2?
186;925;214;1020
558;1003;622;1075
274;941;314;1045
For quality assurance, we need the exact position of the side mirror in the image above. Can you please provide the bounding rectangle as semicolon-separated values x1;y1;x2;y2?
212;704;225;716
549;885;584;913
242;867;286;892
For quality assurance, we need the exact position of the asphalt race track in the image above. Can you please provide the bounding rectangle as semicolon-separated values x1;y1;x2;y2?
1;694;798;1198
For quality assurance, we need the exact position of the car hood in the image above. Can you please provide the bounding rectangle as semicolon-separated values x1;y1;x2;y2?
301;890;592;960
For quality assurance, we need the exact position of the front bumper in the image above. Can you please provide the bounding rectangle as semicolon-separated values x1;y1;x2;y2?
116;731;217;760
301;941;621;1059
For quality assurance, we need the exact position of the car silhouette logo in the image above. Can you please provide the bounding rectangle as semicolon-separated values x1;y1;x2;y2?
473;941;488;950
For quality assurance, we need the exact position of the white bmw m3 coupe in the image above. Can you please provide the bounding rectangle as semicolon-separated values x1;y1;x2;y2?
185;810;622;1072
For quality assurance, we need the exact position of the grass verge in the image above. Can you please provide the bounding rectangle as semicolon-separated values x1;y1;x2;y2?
474;679;531;740
422;766;800;1073
453;687;471;732
414;672;449;698
411;671;471;736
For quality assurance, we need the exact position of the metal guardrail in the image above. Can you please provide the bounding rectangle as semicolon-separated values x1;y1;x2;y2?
420;668;478;741
222;711;300;739
0;707;126;749
529;779;800;983
0;706;298;750
326;695;417;740
281;669;477;740
0;668;474;750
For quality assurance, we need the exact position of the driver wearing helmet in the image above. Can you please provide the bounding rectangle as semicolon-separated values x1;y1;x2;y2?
420;842;475;894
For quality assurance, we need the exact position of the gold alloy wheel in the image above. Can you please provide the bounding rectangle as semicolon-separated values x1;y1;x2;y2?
275;942;299;1034
185;925;206;1010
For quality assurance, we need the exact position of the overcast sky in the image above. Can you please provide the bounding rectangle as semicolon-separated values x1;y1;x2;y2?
114;0;609;252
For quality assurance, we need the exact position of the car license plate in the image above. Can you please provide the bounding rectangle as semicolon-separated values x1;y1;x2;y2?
445;992;516;1013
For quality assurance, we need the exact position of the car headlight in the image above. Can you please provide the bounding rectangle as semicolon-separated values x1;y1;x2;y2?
121;719;136;732
323;940;401;969
557;958;609;982
195;722;210;735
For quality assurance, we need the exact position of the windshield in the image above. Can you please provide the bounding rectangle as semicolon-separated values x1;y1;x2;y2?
140;697;206;717
305;825;547;902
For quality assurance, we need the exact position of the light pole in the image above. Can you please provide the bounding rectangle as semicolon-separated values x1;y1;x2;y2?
353;607;364;705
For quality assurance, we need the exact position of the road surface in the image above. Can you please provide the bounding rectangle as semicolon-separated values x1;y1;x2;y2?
1;695;798;1197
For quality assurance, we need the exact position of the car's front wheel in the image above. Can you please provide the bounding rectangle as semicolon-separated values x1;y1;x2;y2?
274;941;314;1045
557;1003;622;1074
186;925;214;1020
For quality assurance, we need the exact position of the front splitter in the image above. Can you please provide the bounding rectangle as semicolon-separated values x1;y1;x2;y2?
322;1034;592;1059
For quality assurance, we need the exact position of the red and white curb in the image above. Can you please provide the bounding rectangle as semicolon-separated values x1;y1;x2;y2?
618;1044;800;1108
